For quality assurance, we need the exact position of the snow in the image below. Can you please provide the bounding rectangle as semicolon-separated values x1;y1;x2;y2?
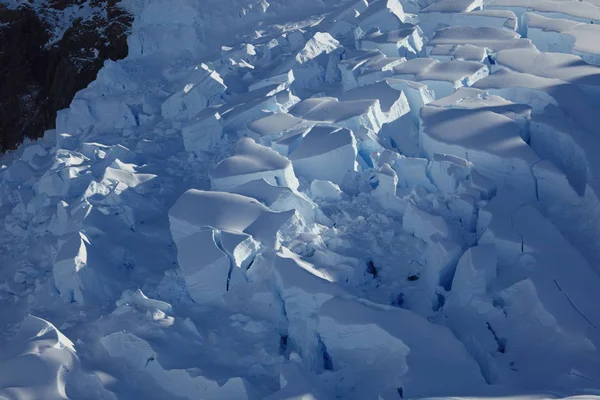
4;0;600;397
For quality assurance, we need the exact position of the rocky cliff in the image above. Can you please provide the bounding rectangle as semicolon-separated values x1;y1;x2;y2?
0;0;132;151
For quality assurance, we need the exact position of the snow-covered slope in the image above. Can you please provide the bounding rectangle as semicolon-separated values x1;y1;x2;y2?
2;0;600;399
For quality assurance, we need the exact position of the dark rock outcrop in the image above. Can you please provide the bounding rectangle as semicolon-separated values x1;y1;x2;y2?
0;0;133;151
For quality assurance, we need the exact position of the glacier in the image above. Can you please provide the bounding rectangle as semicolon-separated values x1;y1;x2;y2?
1;0;600;399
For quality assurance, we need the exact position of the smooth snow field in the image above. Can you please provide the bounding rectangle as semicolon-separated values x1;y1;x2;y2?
3;0;600;399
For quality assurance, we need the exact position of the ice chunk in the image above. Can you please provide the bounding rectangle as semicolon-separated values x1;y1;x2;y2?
386;78;434;120
289;94;395;148
53;232;96;305
79;142;109;162
468;188;600;386
418;9;518;36
421;0;483;13
337;80;413;151
273;248;346;315
529;105;589;195
277;32;340;89
246;112;308;139
170;190;271;242
430;87;532;124
487;0;600;24
532;160;600;275
291;32;339;66
289;126;358;185
161;64;226;120
103;159;158;194
467;168;496;200
269;248;348;367
310;179;343;201
263;356;327;400
395;156;435;190
230;179;317;224
175;230;235;303
328;0;369;38
523;12;600;65
392;58;489;99
245;113;314;156
220;230;260;270
117;289;173;314
357;0;413;32
34;165;88;199
47;200;70;236
100;332;249;399
338;80;411;121
58;97;138;137
211;138;299;191
427;26;533;53
420;102;539;202
182;109;223;156
21;144;49;170
337;49;389;91
359;25;424;59
0;316;83;400
492;46;600;98
372;163;406;213
390;57;437;80
448;194;478;231
170;201;258;303
427;153;471;194
473;68;561;113
169;190;305;249
475;69;600;194
403;200;450;243
270;126;313;157
317;297;486;398
429;44;488;62
57;132;79;150
355;55;406;88
450;244;497;305
249;70;295;92
219;86;300;130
